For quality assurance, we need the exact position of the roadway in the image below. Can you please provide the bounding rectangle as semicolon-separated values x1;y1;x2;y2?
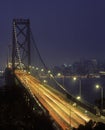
15;70;104;130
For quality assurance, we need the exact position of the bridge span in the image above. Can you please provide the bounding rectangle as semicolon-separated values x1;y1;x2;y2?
14;69;105;130
5;18;105;129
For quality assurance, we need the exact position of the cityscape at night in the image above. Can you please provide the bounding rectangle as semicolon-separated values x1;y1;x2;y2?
0;0;105;130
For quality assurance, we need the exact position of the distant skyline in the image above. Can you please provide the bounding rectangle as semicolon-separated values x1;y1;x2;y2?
0;0;105;68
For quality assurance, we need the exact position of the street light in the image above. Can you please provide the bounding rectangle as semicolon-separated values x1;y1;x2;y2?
57;73;64;87
41;68;44;72
35;67;39;70
76;96;81;100
57;73;61;77
73;77;81;99
48;70;51;74
73;77;77;81
95;84;103;110
43;80;47;83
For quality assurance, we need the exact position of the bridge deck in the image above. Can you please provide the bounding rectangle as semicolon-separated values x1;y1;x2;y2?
15;70;105;130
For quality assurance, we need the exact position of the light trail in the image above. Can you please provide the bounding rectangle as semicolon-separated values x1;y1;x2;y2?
15;70;102;130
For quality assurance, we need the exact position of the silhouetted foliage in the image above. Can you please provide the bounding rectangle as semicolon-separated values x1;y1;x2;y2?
0;84;55;130
72;120;105;130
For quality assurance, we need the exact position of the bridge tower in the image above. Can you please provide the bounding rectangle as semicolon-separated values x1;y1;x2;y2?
12;19;31;71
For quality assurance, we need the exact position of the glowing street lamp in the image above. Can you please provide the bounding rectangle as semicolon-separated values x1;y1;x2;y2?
48;70;51;74
57;73;65;87
95;84;103;110
41;68;44;72
76;96;81;100
35;67;39;70
73;77;77;81
43;80;47;83
28;71;31;74
50;74;53;78
29;65;31;69
32;66;35;69
73;77;81;99
57;73;61;77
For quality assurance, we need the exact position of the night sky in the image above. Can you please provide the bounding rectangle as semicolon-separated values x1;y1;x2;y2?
0;0;105;68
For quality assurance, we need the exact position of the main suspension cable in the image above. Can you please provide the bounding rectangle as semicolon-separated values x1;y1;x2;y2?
30;29;48;71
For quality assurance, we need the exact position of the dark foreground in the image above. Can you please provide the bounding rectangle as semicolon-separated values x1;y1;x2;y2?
0;84;55;130
73;120;105;130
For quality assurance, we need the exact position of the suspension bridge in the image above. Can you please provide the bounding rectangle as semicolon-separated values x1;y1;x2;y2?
6;19;105;130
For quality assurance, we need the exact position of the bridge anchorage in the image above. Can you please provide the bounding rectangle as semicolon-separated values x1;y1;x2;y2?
5;18;105;130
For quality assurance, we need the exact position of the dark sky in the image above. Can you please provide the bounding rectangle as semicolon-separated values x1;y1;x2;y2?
0;0;105;68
